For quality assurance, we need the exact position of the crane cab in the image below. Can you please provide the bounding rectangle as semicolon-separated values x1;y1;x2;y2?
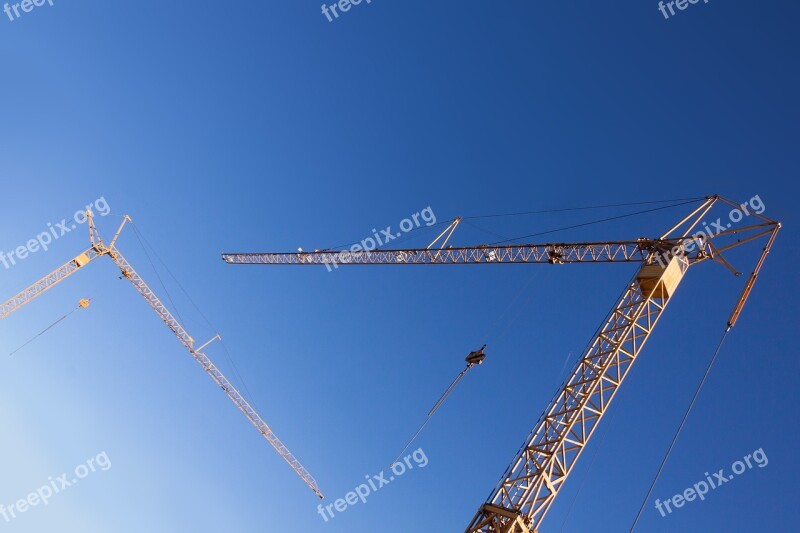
637;255;687;300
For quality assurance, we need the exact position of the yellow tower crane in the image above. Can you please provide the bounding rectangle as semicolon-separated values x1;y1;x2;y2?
0;211;323;498
221;195;779;531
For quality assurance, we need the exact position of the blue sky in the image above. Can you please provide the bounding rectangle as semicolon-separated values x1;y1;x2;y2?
0;1;798;532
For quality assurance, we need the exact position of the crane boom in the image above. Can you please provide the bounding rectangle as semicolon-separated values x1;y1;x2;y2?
107;248;323;497
223;240;665;266
0;213;323;498
0;247;100;319
221;195;780;530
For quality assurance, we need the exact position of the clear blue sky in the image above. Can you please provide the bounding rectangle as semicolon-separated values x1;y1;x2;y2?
0;1;798;532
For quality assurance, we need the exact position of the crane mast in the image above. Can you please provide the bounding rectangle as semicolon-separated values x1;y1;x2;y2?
221;195;779;530
1;212;323;498
466;255;686;532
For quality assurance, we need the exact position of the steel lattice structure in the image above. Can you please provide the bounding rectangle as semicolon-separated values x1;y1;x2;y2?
0;247;99;319
222;241;658;266
465;257;685;532
0;213;324;498
222;195;780;531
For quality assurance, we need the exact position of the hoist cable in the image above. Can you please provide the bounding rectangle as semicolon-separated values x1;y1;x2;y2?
629;328;731;532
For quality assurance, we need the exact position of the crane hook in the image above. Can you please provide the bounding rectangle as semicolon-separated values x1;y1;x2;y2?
465;344;487;367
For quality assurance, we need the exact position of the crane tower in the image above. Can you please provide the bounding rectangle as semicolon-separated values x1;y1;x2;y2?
1;212;323;498
221;195;779;530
